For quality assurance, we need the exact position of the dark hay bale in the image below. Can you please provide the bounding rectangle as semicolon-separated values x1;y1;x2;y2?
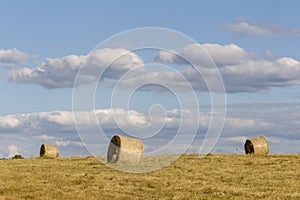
40;144;59;158
107;135;144;164
244;136;269;154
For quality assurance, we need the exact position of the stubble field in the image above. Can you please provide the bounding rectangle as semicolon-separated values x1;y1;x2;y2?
0;154;299;199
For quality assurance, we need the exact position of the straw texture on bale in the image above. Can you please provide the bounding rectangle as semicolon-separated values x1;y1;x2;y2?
107;135;144;164
40;144;59;158
244;136;269;154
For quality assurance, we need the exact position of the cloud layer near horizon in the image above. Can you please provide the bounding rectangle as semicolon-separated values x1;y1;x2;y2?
0;104;300;158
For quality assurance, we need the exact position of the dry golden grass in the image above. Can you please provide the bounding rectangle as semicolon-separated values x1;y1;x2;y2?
0;154;299;199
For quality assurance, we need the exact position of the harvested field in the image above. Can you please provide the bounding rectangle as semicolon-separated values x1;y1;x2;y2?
0;154;299;199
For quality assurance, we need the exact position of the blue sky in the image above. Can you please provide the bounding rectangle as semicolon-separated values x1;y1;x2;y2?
1;1;300;158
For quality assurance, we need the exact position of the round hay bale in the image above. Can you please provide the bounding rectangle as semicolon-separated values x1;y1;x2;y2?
244;136;269;154
40;144;59;158
107;135;144;164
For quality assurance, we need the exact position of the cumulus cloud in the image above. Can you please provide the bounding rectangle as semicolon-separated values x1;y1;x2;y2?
0;48;29;67
116;58;300;93
7;43;300;93
156;43;252;66
224;21;300;37
155;43;300;93
221;57;300;92
8;48;144;88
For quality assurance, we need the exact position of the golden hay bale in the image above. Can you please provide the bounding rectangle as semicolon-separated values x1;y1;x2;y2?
244;136;269;154
107;135;144;164
40;144;59;158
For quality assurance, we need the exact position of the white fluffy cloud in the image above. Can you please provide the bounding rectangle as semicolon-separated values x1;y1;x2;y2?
7;44;300;93
0;49;29;67
8;48;144;88
224;21;300;37
155;43;300;93
156;43;252;66
114;57;300;93
221;57;300;92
